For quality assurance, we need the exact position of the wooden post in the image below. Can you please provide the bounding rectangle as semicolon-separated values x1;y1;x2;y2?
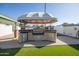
14;22;17;38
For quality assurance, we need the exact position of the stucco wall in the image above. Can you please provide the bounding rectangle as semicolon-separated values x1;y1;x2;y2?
54;25;64;34
55;25;79;37
63;26;79;37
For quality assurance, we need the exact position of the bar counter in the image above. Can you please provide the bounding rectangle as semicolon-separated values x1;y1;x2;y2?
18;29;57;42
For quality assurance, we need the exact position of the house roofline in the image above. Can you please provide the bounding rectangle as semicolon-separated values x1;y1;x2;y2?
0;13;17;23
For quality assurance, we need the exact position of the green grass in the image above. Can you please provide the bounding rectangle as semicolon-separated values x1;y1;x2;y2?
0;44;79;56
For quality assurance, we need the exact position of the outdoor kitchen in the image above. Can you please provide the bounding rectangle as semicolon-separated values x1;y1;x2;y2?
18;12;57;43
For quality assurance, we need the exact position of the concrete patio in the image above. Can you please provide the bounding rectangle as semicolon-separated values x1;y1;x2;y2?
0;36;79;49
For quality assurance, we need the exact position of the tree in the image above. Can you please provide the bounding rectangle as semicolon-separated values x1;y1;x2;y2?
62;23;75;26
62;23;69;26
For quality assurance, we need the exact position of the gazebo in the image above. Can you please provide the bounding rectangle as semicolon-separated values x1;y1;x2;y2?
18;12;57;43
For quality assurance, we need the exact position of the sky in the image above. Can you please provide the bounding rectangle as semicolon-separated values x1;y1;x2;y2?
0;3;79;25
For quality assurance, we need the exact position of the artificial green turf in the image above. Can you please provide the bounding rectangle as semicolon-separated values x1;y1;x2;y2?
0;44;79;56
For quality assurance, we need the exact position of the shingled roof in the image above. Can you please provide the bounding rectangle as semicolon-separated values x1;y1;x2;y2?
18;12;57;20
